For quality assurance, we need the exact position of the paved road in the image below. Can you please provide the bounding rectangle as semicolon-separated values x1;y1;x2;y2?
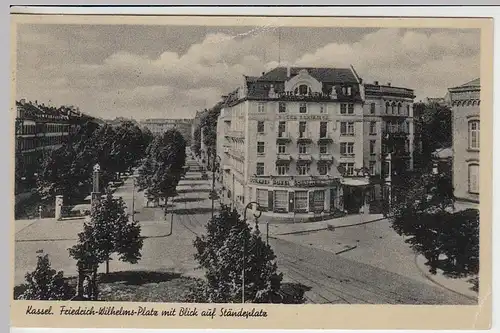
14;152;475;304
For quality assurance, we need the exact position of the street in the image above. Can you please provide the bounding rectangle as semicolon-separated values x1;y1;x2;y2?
14;153;475;305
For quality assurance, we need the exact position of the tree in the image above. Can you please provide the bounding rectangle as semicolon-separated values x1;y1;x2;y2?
413;102;452;170
390;172;479;292
68;191;143;274
137;129;186;217
192;125;201;157
193;205;284;303
17;254;73;300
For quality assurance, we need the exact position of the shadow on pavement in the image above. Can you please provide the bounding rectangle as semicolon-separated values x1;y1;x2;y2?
177;188;211;194
280;282;312;304
171;207;216;215
173;197;206;204
98;270;182;286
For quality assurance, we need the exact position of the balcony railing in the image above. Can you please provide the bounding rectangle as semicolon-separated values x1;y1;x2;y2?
297;131;312;143
318;133;333;143
276;153;292;161
276;131;292;142
296;153;312;161
318;153;333;162
227;130;244;138
249;176;340;188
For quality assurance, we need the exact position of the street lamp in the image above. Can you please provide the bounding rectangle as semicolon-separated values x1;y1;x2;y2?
241;201;263;304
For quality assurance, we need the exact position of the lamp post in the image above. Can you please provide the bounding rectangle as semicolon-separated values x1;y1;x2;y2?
242;201;263;303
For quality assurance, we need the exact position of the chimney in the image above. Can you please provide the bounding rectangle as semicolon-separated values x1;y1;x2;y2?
374;81;379;85
387;82;391;86
287;66;291;78
262;72;265;76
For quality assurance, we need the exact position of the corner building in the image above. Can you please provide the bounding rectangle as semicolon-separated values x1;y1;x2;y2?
217;67;415;219
448;78;480;210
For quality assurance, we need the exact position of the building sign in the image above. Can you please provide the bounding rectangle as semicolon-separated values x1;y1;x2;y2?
276;91;334;100
277;114;330;121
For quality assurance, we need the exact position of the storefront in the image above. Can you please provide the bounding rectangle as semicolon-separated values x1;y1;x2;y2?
249;176;343;219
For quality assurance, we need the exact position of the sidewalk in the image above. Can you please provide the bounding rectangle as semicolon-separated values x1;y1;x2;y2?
415;254;478;300
258;213;386;237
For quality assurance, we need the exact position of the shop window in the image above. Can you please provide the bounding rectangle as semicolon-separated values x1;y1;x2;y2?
295;191;308;212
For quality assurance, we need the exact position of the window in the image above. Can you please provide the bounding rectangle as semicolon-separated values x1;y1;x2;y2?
340;122;354;136
391;102;396;115
297;165;308;175
340;104;347;114
348;103;354;114
318;164;328;175
256;163;264;175
385;102;390;114
319;122;327;137
313;190;325;212
369;161;376;175
397;103;402;115
276;165;288;175
468;163;479;194
277;144;286;154
319;144;328;154
469;120;480;149
258;103;265;113
279;102;287;113
299;121;307;136
320;104;326;113
298;143;308;154
257;142;265;155
257;189;268;209
370;140;376;155
342;87;347;95
347;87;352;96
370;103;376;114
340;142;354;156
406;105;410;116
257;121;265;133
370;121;376;135
298;84;309;95
295;191;308;212
341;163;355;176
274;190;288;211
299;103;307;113
278;121;286;137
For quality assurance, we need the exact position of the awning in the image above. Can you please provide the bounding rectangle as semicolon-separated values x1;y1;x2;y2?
341;177;371;187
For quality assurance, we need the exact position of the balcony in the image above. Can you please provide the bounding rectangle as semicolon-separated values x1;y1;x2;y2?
318;153;334;163
276;153;292;162
382;130;409;139
227;130;244;138
317;133;333;144
296;153;312;163
297;131;312;143
276;131;292;143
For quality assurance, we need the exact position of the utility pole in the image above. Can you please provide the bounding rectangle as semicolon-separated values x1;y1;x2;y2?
266;222;269;245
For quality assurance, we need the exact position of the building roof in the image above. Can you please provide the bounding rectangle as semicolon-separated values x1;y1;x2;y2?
449;78;480;90
257;66;358;83
433;147;453;159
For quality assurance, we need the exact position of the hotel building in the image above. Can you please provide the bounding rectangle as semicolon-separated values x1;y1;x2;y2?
216;66;415;219
448;78;480;209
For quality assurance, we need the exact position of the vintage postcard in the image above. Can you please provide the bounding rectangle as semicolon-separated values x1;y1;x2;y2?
10;11;493;330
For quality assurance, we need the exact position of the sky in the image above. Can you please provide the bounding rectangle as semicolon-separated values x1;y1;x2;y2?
16;24;480;120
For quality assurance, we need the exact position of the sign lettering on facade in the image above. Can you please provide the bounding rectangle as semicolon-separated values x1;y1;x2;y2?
277;114;330;121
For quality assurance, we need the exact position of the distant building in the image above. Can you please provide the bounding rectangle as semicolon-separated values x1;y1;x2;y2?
448;78;480;210
140;118;193;144
216;66;415;218
14;99;97;193
424;96;448;106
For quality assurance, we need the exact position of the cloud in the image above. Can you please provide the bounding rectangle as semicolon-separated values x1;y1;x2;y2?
16;27;480;119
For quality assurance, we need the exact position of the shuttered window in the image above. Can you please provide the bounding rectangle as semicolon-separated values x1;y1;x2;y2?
257;189;268;210
274;190;288;212
295;191;308;212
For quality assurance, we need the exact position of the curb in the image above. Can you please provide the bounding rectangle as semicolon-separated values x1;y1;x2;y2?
328;216;388;229
414;254;477;301
271;227;329;236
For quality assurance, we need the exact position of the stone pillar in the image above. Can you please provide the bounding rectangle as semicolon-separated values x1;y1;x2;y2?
55;195;64;220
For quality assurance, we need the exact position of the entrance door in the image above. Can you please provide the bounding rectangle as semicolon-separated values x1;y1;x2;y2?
343;187;364;214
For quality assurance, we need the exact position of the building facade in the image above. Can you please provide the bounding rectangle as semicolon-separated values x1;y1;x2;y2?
448;78;480;209
140;118;193;144
14;99;95;193
216;66;416;219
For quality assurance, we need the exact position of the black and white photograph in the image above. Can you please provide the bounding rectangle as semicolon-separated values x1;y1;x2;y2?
10;12;492;328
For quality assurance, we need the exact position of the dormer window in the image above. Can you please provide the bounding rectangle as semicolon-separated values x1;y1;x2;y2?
294;84;310;96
